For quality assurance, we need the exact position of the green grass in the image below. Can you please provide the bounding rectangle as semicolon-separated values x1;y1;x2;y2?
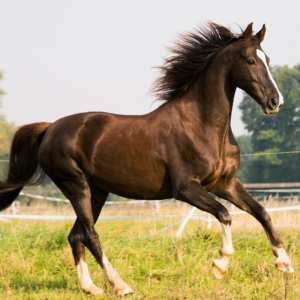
0;218;299;299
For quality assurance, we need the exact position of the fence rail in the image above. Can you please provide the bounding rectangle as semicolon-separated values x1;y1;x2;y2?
243;182;300;188
1;204;300;237
19;183;300;197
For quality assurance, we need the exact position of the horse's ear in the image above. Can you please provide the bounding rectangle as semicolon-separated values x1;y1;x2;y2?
243;22;253;40
255;24;266;42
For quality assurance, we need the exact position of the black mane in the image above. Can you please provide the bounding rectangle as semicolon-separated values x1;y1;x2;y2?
153;22;246;101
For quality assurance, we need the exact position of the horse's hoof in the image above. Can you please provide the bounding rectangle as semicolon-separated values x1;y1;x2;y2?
275;261;294;273
116;287;134;295
94;290;106;296
212;260;225;279
83;286;105;296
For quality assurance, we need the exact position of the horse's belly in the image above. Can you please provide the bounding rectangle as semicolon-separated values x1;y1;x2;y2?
90;159;173;200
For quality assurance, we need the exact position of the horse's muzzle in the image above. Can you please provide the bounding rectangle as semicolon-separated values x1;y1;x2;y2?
262;97;281;115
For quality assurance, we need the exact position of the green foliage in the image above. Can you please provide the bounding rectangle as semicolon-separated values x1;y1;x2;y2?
0;71;16;180
238;65;300;183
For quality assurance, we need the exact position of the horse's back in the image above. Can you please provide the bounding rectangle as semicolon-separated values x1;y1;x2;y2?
38;112;108;160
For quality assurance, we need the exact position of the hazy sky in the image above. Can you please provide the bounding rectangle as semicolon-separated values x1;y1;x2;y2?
0;0;299;136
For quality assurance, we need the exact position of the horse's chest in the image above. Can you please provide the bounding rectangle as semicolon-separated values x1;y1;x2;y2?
202;147;239;188
208;155;226;180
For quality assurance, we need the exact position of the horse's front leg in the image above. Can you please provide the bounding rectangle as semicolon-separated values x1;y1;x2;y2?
212;177;294;273
175;180;234;279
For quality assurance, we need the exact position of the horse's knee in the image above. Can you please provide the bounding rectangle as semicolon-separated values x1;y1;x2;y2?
217;209;232;225
256;207;271;223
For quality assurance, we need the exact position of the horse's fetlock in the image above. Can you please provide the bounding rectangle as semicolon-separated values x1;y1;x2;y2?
218;210;231;224
220;247;234;257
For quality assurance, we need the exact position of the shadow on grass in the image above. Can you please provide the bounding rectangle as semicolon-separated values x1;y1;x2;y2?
0;278;81;293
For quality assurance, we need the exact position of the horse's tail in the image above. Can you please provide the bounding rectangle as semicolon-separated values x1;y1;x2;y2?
0;122;51;211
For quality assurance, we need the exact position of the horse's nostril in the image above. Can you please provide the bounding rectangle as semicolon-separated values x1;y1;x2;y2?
272;98;278;107
268;98;279;110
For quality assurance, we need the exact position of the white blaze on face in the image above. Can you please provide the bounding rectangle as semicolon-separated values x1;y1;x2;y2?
256;49;284;105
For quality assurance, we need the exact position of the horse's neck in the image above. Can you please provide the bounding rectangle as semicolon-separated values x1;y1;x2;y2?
178;64;236;140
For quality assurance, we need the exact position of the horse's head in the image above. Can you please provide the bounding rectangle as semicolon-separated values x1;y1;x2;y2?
230;23;283;115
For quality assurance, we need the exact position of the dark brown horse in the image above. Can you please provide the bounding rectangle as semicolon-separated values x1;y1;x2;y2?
0;22;293;296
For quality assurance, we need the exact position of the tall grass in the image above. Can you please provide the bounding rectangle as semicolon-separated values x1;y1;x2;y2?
0;204;299;299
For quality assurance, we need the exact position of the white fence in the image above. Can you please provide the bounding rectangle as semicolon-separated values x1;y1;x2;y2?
1;201;300;237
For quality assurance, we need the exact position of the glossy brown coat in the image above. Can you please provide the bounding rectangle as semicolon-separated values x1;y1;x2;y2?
0;22;293;295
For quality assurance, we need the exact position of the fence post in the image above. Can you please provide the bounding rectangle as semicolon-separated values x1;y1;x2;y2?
11;202;16;215
176;206;197;238
155;201;160;214
207;214;211;229
231;203;235;211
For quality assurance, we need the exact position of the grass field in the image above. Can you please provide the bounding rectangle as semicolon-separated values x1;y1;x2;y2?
0;199;300;299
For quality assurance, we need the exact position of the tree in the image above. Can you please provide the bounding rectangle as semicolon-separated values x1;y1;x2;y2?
237;65;300;183
0;72;16;180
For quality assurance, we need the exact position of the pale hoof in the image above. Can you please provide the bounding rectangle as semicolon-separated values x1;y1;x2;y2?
82;285;105;296
212;260;226;279
94;289;106;296
116;287;134;295
275;261;294;273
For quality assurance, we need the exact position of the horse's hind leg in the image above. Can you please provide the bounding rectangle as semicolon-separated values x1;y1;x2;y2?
89;186;133;295
57;177;133;296
67;186;108;295
68;219;105;295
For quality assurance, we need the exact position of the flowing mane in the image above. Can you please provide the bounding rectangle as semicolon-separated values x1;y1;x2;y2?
153;22;246;101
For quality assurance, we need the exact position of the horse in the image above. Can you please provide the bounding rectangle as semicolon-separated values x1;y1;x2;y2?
0;22;293;296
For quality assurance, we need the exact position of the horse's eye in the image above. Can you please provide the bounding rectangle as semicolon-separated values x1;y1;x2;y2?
247;59;255;65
